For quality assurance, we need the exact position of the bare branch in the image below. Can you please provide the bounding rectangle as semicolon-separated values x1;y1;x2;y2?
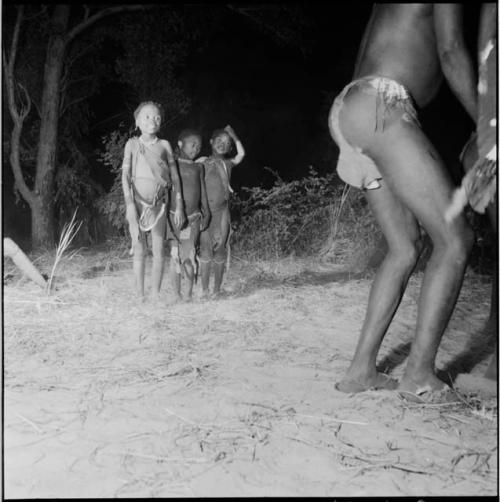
7;6;24;73
3;50;19;124
66;40;99;69
17;82;32;120
9;121;35;206
65;4;153;43
60;93;93;117
2;6;34;205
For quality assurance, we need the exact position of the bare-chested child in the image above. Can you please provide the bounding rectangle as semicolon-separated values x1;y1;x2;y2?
167;129;211;301
122;101;185;300
328;4;478;402
198;125;245;298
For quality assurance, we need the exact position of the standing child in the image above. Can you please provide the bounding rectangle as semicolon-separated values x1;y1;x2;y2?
199;125;245;297
167;129;211;301
121;101;185;300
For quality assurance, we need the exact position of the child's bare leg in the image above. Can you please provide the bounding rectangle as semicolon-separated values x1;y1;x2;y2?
212;209;230;296
184;260;195;300
218;206;231;252
169;257;182;300
337;181;421;392
132;236;146;298
199;230;212;297
150;212;166;300
212;261;225;296
127;210;141;256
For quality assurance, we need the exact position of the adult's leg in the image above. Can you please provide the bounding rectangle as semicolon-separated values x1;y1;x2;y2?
150;211;166;299
484;195;498;380
337;182;422;391
364;116;474;392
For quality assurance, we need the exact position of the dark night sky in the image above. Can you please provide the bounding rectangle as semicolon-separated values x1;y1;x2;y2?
86;2;479;190
3;2;481;244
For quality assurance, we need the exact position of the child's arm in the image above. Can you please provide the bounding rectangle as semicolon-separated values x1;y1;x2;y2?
199;163;211;231
121;140;140;254
224;124;245;166
122;140;137;222
121;140;134;205
163;140;186;228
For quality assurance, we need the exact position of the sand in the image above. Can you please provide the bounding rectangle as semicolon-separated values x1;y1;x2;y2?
3;249;497;497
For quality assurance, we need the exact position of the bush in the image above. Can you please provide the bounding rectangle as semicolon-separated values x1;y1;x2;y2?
95;128;131;236
230;168;381;269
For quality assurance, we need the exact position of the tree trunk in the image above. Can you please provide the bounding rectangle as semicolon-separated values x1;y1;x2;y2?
32;5;70;249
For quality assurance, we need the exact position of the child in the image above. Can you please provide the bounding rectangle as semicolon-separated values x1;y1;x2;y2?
198;125;245;297
167;129;211;300
121;101;185;300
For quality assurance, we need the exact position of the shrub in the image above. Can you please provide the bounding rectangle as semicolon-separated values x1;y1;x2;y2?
95;128;131;236
230;168;381;269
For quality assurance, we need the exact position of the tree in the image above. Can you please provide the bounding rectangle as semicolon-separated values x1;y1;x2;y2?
3;4;151;249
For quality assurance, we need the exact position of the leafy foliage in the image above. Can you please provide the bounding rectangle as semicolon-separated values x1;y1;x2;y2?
95;127;131;233
230;168;381;267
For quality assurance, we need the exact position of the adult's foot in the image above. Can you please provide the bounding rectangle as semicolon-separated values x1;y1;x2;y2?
397;374;460;404
335;372;398;393
398;372;447;393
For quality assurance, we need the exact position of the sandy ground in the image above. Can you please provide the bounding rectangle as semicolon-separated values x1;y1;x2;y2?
3;249;498;498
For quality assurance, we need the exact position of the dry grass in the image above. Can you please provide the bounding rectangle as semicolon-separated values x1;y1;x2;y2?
3;244;497;498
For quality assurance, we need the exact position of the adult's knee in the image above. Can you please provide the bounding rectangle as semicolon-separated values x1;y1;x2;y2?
387;236;422;273
451;224;474;265
441;223;474;267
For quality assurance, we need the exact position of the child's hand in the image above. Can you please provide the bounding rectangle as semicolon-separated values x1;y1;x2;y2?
224;125;236;138
174;206;185;228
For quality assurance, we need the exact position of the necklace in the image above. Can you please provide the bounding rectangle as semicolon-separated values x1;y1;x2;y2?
140;136;159;147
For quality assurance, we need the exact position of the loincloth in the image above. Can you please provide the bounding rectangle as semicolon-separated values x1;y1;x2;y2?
329;75;420;190
168;212;202;274
130;179;166;232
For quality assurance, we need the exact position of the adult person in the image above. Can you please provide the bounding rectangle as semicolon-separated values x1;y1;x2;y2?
452;2;497;397
329;4;478;401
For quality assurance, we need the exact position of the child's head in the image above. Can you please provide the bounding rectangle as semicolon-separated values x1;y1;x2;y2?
177;129;202;160
210;129;233;156
134;101;163;135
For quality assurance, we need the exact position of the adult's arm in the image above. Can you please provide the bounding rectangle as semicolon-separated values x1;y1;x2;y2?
434;3;478;123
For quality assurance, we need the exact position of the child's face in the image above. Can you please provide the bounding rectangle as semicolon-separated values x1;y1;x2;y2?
211;133;232;156
135;104;162;135
179;135;202;160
